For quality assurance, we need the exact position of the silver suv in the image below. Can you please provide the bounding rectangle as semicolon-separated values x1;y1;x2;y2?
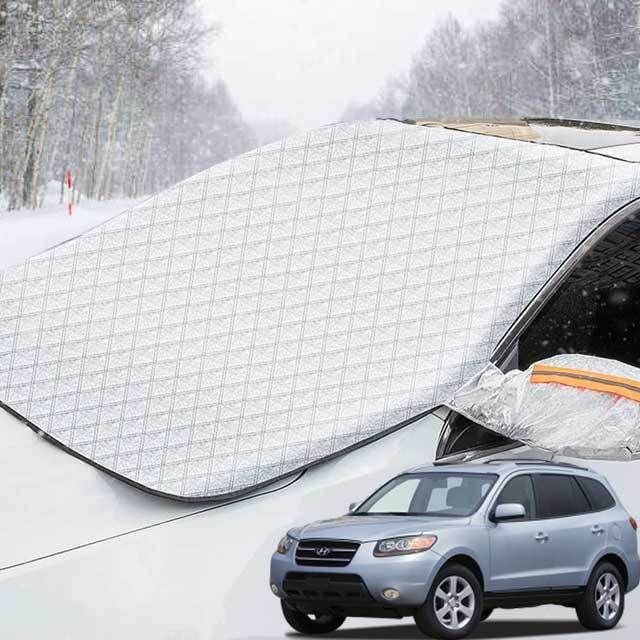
270;460;640;638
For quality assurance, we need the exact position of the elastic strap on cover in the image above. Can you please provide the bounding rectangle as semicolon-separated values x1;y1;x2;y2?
530;363;640;402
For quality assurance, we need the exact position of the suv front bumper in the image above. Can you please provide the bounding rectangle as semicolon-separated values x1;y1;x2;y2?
270;540;443;610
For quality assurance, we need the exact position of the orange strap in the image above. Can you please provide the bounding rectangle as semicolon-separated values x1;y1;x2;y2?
530;363;640;403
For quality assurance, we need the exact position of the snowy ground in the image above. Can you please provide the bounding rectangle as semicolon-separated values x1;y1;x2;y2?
0;193;638;639
0;182;143;269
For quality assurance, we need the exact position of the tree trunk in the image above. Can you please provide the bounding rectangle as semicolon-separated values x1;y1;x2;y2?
543;0;558;117
29;43;62;209
96;75;123;200
73;89;93;206
87;92;103;199
131;115;152;197
0;29;17;192
17;91;39;208
121;88;137;199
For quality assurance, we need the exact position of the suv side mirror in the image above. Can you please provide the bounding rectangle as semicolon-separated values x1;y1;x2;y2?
494;503;526;522
348;502;359;513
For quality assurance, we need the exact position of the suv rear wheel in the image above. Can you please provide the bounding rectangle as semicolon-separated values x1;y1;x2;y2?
576;561;625;630
280;600;345;634
414;563;483;639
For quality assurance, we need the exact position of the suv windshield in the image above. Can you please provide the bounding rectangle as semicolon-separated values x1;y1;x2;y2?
354;472;497;517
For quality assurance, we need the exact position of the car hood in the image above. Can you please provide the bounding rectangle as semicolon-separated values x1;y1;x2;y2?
292;515;468;543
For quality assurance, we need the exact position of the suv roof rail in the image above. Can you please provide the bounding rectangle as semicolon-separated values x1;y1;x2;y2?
484;458;590;471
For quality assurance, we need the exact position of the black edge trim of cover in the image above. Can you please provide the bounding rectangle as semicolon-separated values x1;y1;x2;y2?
0;397;436;503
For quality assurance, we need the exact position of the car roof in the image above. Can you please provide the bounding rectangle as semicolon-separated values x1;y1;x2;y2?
405;117;640;159
405;458;597;476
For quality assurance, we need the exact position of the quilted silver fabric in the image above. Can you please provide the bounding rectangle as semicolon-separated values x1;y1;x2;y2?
446;355;640;460
1;120;640;500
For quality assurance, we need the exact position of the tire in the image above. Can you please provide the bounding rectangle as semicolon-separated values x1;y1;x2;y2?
576;562;625;631
414;563;483;639
280;600;345;635
480;607;493;621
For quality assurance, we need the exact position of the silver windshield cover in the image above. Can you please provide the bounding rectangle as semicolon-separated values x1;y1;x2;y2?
1;120;639;500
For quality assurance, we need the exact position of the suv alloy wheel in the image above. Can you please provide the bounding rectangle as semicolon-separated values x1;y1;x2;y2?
414;563;483;639
576;561;625;630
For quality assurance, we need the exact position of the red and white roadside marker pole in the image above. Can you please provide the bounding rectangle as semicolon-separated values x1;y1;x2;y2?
65;169;73;216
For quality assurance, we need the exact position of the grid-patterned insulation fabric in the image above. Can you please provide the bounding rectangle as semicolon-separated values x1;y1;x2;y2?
1;120;639;500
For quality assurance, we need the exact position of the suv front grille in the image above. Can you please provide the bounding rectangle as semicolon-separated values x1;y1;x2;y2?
295;539;360;567
283;572;372;603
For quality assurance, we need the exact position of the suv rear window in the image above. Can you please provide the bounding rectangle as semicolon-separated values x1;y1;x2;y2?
533;474;591;519
576;476;616;511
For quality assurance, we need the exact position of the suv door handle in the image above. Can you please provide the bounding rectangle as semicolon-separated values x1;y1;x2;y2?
535;532;549;543
592;525;605;535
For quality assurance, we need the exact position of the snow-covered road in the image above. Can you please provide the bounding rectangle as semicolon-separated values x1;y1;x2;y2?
0;183;142;269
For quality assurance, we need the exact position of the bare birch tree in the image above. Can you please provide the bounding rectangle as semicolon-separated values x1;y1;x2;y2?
0;0;254;210
349;0;640;126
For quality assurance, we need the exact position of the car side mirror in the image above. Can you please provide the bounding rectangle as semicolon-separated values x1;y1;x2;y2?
348;502;359;513
493;503;526;522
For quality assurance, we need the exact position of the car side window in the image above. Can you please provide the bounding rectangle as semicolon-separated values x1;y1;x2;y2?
576;476;616;511
494;474;536;520
533;474;591;519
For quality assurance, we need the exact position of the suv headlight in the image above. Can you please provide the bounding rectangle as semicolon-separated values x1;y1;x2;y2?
276;534;295;554
374;535;437;557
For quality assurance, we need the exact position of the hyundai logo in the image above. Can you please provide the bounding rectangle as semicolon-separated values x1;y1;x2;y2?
315;547;331;557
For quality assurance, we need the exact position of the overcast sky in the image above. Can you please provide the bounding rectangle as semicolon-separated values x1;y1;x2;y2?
199;0;503;132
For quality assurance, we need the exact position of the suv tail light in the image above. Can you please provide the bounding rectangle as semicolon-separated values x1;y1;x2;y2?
630;517;638;532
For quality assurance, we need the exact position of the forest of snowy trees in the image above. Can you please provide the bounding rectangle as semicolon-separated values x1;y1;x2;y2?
346;0;640;125
0;0;254;210
3;0;640;212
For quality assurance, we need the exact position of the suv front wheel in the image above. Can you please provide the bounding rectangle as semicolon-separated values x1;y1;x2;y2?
280;600;345;635
576;561;625;630
414;563;483;639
